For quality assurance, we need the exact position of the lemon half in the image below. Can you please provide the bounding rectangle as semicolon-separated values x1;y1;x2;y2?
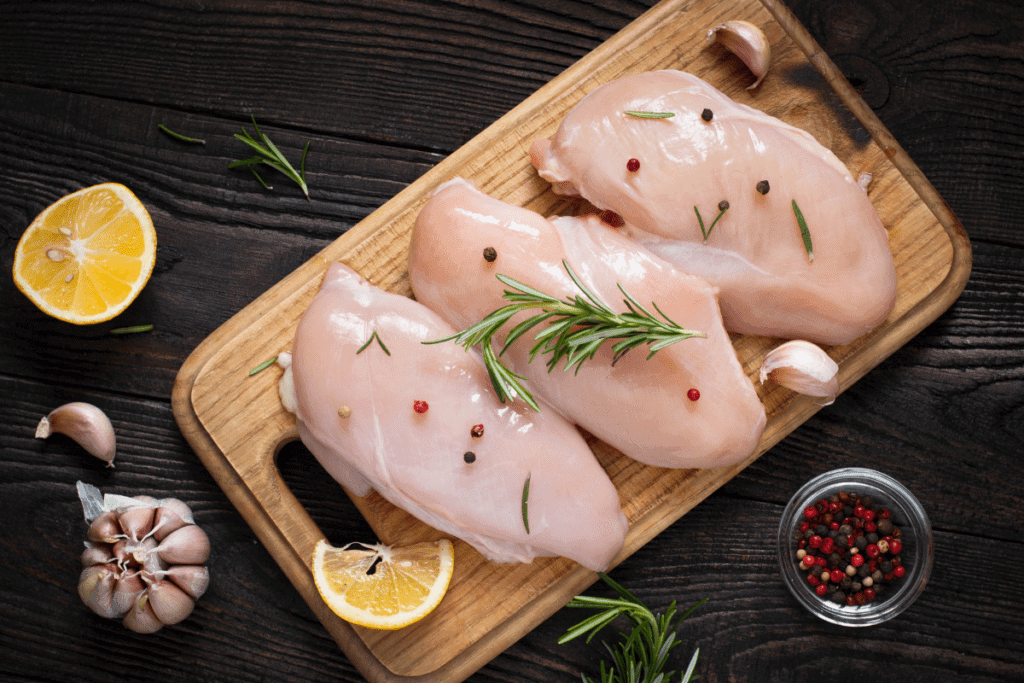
312;539;454;630
13;183;157;324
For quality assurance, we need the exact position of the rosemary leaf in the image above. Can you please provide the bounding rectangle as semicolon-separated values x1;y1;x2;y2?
249;356;278;376
110;324;153;335
356;330;391;356
792;199;814;262
521;473;531;533
158;124;206;144
625;110;676;119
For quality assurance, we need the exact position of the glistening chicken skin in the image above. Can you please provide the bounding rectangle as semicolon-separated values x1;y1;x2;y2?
409;178;766;470
282;262;627;571
530;70;897;345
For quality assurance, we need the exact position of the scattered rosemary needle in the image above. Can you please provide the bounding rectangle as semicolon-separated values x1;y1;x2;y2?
694;201;729;242
792;199;814;262
425;260;705;411
625;110;675;119
157;124;206;144
559;572;706;683
229;116;311;199
110;324;153;335
521;473;531;534
356;329;391;356
249;356;278;376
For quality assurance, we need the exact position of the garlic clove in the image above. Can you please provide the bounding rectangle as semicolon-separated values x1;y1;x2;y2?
35;402;116;467
118;505;156;542
87;510;123;544
147;580;196;625
122;592;163;634
82;542;115;567
78;564;119;619
155;525;211;565
706;20;772;90
110;571;146;618
760;340;839;404
165;565;210;601
150;499;195;542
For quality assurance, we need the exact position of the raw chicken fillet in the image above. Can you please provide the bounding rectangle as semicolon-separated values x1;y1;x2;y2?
283;262;627;571
409;178;766;470
530;70;898;345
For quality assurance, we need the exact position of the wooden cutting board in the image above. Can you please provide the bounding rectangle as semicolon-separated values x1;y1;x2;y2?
172;0;971;680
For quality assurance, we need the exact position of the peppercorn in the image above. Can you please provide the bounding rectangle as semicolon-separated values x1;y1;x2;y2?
876;519;894;536
687;388;700;401
893;565;906;579
827;553;840;567
815;524;828;536
718;200;730;212
804;506;818;520
816;584;828;596
701;108;713;122
626;158;640;172
413;400;429;414
889;540;902;555
483;247;497;263
830;591;846;605
866;532;879;544
756;179;770;195
471;423;485;438
463;451;476;464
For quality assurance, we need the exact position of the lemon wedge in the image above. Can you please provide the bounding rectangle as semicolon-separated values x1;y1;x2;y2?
13;183;157;324
311;538;454;630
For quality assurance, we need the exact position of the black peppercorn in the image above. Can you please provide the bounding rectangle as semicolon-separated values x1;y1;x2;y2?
718;200;730;212
815;524;828;536
854;536;868;551
756;179;770;195
701;108;714;122
838;524;853;536
463;451;476;463
828;553;841;567
830;591;846;604
866;532;879;544
880;560;894;574
877;518;894;535
861;496;874;508
483;247;497;263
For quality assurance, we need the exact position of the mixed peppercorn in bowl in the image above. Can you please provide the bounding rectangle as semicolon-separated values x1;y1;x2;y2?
777;468;933;626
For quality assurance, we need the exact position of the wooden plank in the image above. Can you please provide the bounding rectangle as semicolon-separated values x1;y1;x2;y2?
173;0;970;680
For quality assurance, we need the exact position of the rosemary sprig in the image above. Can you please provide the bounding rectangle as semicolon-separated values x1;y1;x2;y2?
425;261;705;411
625;110;676;119
356;329;391;356
229;116;310;199
560;572;707;683
248;355;279;376
791;199;814;262
158;124;206;144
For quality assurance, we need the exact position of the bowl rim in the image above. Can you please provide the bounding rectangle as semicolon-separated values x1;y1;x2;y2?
777;467;934;626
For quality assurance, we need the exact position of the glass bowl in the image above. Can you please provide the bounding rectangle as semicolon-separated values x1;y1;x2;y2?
777;467;933;626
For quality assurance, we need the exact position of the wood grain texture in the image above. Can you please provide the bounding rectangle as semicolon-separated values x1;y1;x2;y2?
1;0;1022;682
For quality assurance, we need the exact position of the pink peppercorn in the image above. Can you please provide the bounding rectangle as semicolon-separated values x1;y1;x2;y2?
413;400;429;414
893;565;906;579
626;158;640;172
850;554;865;568
889;540;903;555
866;544;881;559
816;584;828;596
830;569;844;583
809;535;823;549
804;506;818;520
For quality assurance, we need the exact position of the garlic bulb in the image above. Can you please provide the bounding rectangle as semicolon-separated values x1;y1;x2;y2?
75;482;210;633
760;340;839;405
706;20;772;90
36;402;116;466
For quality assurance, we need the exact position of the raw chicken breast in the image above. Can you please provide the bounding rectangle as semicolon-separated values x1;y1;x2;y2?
409;178;766;469
530;70;897;345
284;262;627;571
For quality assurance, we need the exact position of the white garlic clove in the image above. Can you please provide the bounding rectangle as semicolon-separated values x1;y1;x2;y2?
706;20;772;90
79;564;119;619
81;542;115;567
35;402;116;467
122;592;163;634
87;510;123;544
149;499;195;542
110;571;146;618
164;565;210;601
155;525;211;565
140;536;168;574
760;340;839;404
147;580;196;625
118;505;156;542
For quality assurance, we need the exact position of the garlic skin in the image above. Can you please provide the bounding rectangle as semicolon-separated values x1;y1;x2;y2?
706;20;772;90
36;402;116;467
760;340;839;404
75;482;210;633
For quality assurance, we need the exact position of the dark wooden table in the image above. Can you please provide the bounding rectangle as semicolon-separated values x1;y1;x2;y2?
2;1;1022;681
